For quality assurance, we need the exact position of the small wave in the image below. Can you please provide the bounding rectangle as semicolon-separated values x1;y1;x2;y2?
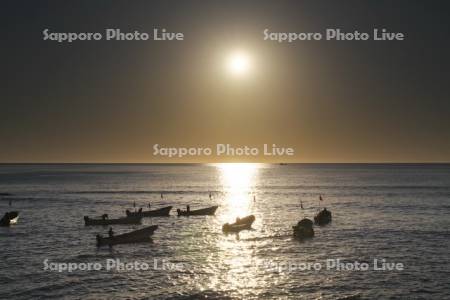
164;290;234;300
71;253;120;260
262;185;450;190
238;233;292;242
67;190;221;195
0;196;85;204
335;294;362;300
412;288;438;294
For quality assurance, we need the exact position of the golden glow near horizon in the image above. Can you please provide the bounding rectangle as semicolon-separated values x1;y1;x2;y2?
226;51;251;76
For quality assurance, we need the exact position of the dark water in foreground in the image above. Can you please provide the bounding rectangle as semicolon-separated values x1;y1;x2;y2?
0;164;449;299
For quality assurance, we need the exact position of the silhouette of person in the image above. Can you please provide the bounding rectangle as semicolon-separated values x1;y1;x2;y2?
187;205;190;213
108;227;114;237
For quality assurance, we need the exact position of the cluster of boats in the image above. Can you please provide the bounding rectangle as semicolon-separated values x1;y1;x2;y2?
86;205;223;246
2;198;332;246
87;203;332;246
84;205;220;226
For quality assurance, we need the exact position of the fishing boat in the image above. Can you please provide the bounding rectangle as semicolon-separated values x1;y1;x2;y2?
84;215;142;226
314;208;332;225
125;206;172;218
0;211;19;226
177;205;219;216
222;215;255;233
293;218;314;239
96;225;158;246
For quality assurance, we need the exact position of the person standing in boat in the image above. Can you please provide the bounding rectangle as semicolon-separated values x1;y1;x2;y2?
148;203;151;209
108;227;114;238
186;205;190;213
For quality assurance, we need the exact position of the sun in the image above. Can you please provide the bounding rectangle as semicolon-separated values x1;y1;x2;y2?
227;51;251;76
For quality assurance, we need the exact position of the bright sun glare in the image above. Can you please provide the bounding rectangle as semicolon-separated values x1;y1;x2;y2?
216;163;259;221
227;52;251;76
212;163;262;292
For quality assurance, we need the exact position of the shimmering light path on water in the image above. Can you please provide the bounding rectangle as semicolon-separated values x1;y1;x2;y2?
0;164;449;299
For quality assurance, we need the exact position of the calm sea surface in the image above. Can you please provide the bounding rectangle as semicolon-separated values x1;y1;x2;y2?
0;164;449;299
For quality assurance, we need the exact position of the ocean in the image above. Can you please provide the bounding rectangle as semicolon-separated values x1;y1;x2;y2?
0;163;449;299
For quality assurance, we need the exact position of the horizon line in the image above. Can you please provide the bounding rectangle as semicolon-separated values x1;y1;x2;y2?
0;162;449;165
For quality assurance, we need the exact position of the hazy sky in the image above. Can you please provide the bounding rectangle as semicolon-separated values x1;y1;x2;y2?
2;1;450;163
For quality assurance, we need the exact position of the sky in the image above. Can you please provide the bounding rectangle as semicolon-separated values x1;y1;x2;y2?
1;0;450;163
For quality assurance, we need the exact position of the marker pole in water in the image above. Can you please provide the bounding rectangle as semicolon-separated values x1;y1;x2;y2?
300;200;304;218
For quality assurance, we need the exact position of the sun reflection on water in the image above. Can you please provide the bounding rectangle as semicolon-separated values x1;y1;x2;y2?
216;163;259;223
203;163;264;297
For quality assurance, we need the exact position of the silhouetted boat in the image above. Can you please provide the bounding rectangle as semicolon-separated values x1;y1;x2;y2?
0;192;13;196
177;205;219;216
314;208;332;225
84;215;142;226
222;215;255;233
96;225;158;246
293;218;314;239
125;206;172;218
0;211;19;226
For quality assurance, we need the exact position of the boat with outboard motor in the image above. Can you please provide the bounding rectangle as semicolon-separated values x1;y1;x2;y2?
126;206;172;218
293;218;314;239
222;215;255;233
96;225;158;246
84;215;142;226
177;205;218;216
314;208;332;225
